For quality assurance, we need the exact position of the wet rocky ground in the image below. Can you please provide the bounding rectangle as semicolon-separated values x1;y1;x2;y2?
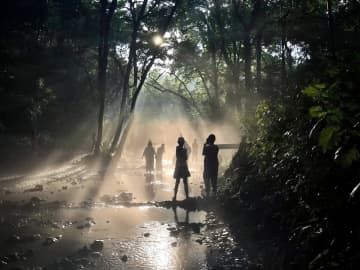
0;156;254;270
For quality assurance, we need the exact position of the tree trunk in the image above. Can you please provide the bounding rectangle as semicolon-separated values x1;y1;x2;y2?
105;113;135;178
109;0;180;155
210;48;221;118
109;25;137;154
94;1;107;155
255;30;262;92
94;0;117;155
280;2;287;87
244;30;252;93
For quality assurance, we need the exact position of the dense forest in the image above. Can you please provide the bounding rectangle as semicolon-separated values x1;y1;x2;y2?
1;0;360;269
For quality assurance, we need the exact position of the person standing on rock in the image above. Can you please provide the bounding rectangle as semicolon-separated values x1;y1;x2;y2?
202;134;219;196
173;137;190;201
143;140;155;173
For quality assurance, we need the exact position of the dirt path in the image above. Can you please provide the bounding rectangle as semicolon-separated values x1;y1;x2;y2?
0;157;251;270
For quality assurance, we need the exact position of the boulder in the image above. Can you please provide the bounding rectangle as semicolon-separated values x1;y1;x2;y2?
90;240;104;252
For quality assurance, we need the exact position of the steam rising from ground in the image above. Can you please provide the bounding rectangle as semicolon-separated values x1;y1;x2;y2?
120;91;242;171
123;116;240;164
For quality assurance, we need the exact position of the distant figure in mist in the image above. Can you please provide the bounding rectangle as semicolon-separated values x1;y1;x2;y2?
143;141;155;173
192;138;198;163
156;144;165;172
202;134;219;196
173;137;191;201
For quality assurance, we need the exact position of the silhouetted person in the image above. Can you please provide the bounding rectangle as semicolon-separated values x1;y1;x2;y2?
202;134;219;196
173;137;190;201
192;138;198;163
143;140;155;173
156;144;165;172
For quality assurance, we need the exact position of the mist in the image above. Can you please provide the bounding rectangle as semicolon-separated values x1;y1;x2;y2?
118;90;241;170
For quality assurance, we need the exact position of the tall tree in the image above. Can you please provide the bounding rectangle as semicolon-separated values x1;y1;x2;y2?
94;0;117;155
108;0;181;160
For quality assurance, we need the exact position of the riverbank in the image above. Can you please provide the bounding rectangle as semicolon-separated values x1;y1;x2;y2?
217;141;360;270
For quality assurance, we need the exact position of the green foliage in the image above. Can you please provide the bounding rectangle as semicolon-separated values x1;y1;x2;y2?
303;68;360;166
218;2;360;267
317;125;340;153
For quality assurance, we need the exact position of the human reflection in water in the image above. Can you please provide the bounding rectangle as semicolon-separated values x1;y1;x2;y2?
145;176;155;201
171;206;202;234
170;205;191;269
172;205;189;225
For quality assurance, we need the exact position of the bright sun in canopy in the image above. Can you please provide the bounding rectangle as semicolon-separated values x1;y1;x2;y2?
153;35;163;46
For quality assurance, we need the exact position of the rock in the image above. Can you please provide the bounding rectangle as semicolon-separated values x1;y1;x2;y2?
30;234;41;241
26;196;44;208
74;257;90;266
77;218;95;229
77;245;91;256
51;222;61;229
80;200;93;208
4;189;12;195
90;240;104;251
169;230;180;238
8;252;21;261
8;234;21;243
43;235;62;246
90;252;102;258
143;233;150;237
195;239;203;245
30;196;42;203
119;192;132;201
24;185;43;193
85;217;95;222
84;220;95;228
57;257;75;268
19;249;34;261
121;255;128;262
62;186;68;190
100;194;114;203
